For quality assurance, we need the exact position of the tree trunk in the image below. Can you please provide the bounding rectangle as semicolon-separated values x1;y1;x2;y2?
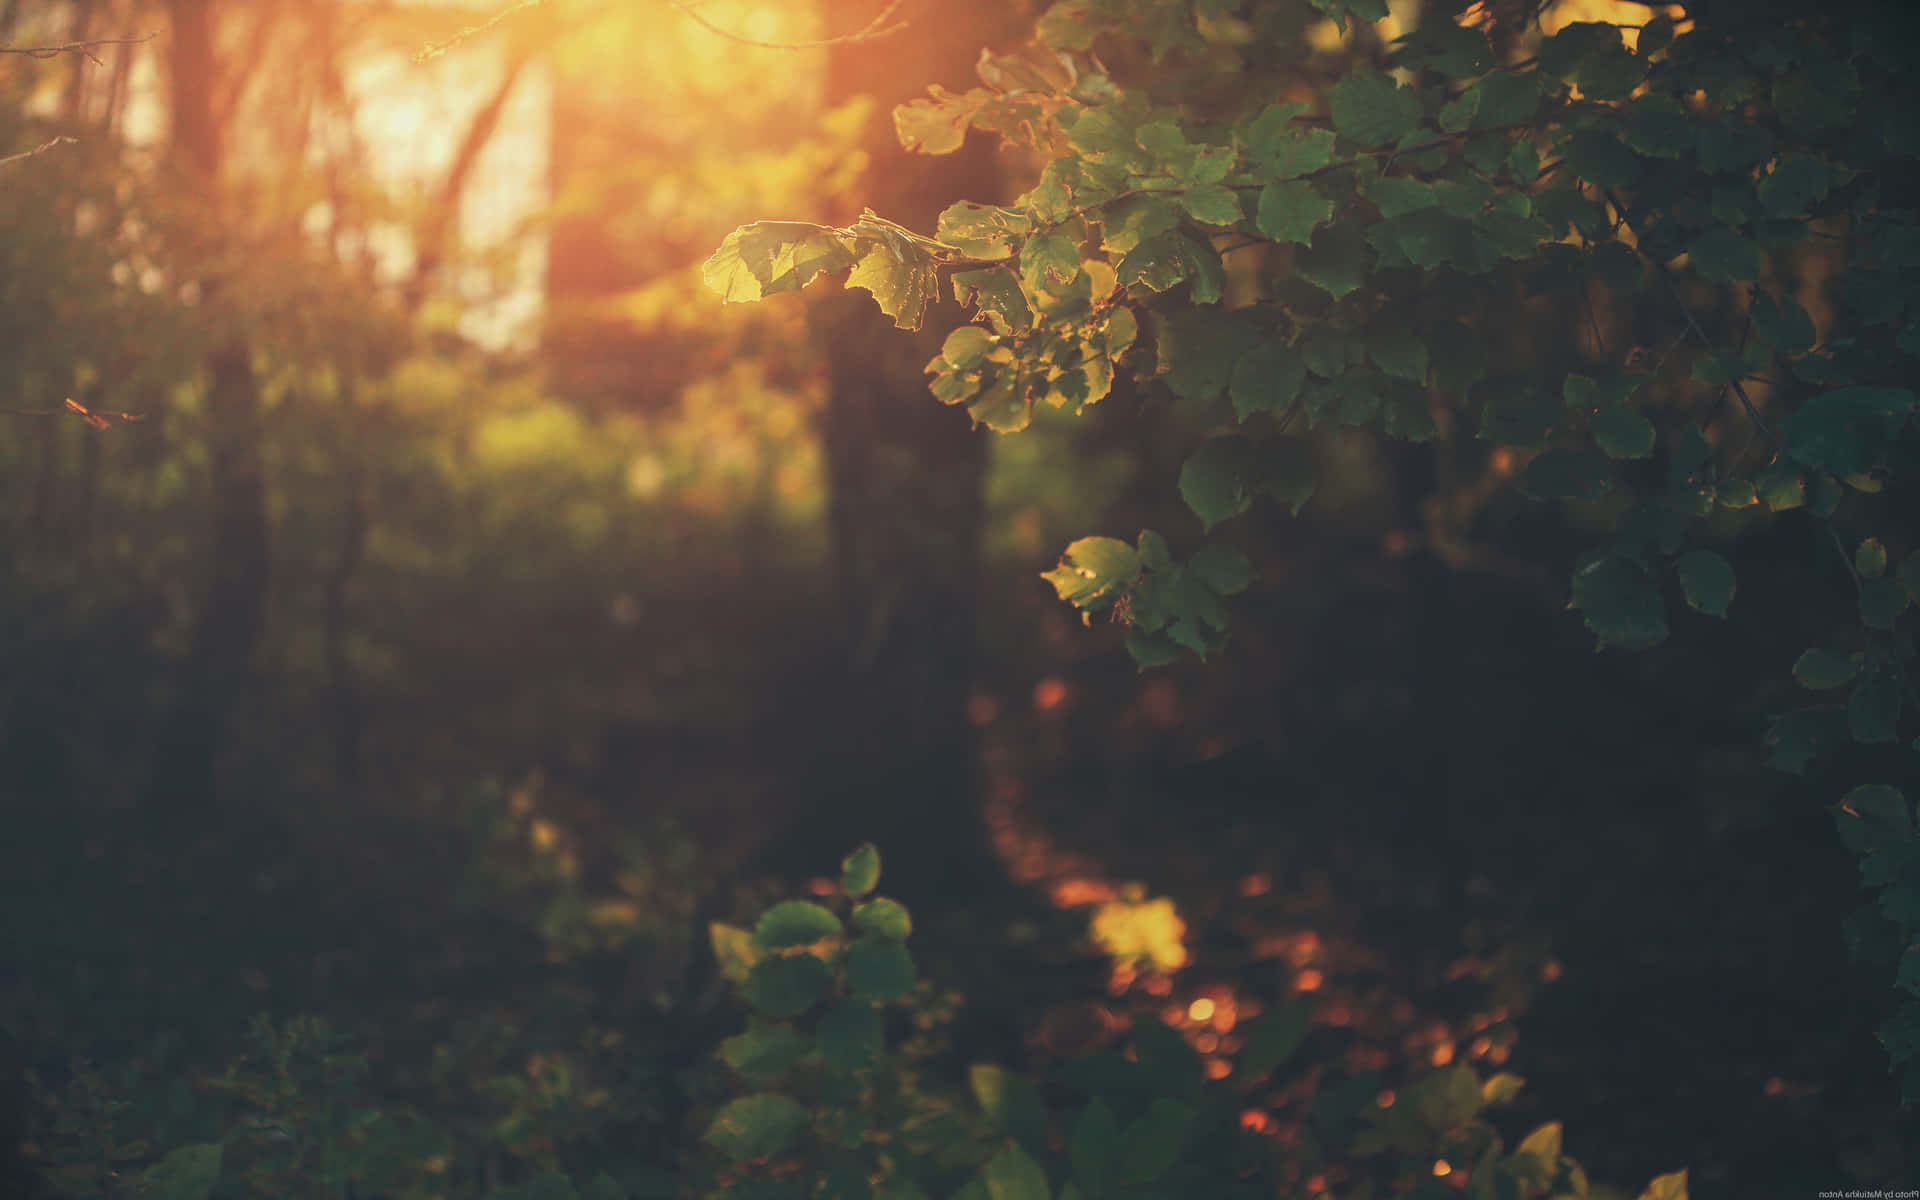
762;0;1023;908
147;0;272;819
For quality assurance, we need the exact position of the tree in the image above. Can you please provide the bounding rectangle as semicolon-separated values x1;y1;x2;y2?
708;0;1920;1102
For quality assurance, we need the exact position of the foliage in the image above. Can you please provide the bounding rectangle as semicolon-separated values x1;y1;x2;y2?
702;846;1689;1199
704;0;1920;1101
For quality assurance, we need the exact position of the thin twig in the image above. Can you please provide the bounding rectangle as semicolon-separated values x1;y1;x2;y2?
0;32;154;66
0;135;76;167
413;0;547;63
670;0;906;49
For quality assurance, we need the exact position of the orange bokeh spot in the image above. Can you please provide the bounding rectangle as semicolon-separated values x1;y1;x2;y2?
807;877;836;895
1377;1089;1396;1109
1295;968;1324;992
1032;677;1069;712
1239;1109;1271;1133
1490;447;1514;475
1188;997;1216;1023
1052;878;1119;907
1305;1173;1327;1193
1542;959;1564;982
1431;1041;1456;1067
1434;1160;1452;1177
1144;975;1173;996
1204;1057;1231;1079
1470;1036;1492;1059
1237;873;1271;897
966;694;1000;725
1195;1033;1219;1054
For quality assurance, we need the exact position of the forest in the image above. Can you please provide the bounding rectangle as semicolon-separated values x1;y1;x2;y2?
1;0;1917;1197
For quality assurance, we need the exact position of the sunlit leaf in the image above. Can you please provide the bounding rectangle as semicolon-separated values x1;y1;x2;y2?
754;901;843;950
853;897;912;941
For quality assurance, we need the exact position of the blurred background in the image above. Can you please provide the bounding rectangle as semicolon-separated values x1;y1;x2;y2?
0;0;1913;1195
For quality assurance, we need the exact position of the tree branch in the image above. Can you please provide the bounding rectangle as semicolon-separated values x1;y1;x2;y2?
670;0;906;49
0;134;76;167
0;31;153;66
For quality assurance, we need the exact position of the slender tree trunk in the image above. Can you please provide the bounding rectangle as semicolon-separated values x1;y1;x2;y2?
148;0;272;818
764;0;1023;907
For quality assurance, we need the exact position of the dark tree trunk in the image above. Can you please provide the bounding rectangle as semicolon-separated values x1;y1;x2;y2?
147;0;272;819
762;0;1025;908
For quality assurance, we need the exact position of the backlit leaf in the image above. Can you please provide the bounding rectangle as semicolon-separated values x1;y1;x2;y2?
1256;180;1333;245
705;1093;810;1162
980;1142;1050;1200
721;1018;812;1086
841;843;881;897
853;897;911;940
1042;537;1142;610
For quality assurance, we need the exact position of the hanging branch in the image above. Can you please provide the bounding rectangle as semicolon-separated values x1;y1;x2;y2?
413;0;548;63
0;134;76;167
0;31;154;66
0;398;147;427
669;0;906;49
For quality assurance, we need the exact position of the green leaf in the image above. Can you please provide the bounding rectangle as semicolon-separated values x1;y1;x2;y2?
1590;404;1656;459
1256;180;1333;245
938;202;1033;258
1181;437;1257;530
744;954;834;1019
1794;649;1860;690
1118;1098;1196;1184
1157;309;1264;401
1781;387;1915;476
1367;330;1428;383
1042;537;1142;611
970;1064;1049;1151
1406;1064;1485;1132
847;235;939;331
1021;231;1083;295
138;1142;222;1200
1849;661;1903;744
1482;1073;1527;1106
853;897;911;941
1069;1100;1119;1197
1757;153;1831;219
1179;185;1244;227
705;1093;811;1162
755;901;843;950
1524;447;1613;502
1756;463;1805;510
1685;226;1763;284
952;268;1034;334
704;222;854;304
1750;291;1816;355
711;922;762;985
1116;232;1207;295
1235;1003;1308;1083
841;844;881;898
1471;70;1540;128
819;999;884;1073
721;1018;813;1086
1838;784;1914;845
894;86;986;154
1571;551;1669;650
1296;224;1371;300
1230;341;1307;420
1189;544;1256;594
968;376;1031;433
1328;67;1421;148
1859;577;1909;631
981;1142;1051;1200
1676;549;1735;617
1515;1121;1563;1162
845;937;916;1002
1856;538;1888;580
